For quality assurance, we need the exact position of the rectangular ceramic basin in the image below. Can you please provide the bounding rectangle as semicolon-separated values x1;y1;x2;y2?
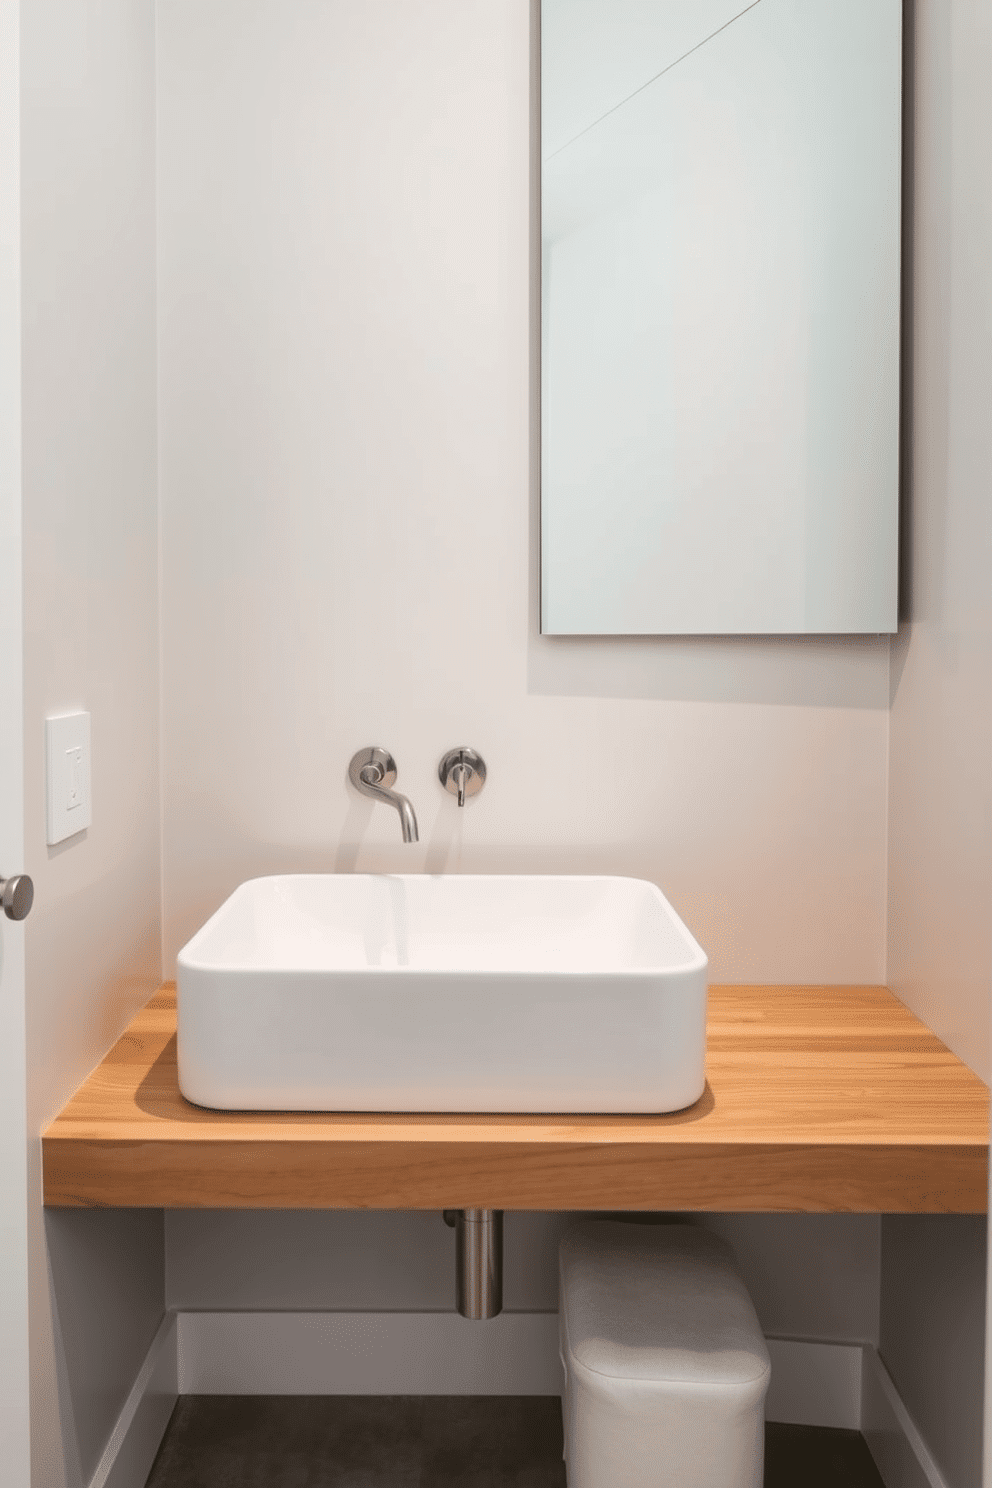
176;874;708;1114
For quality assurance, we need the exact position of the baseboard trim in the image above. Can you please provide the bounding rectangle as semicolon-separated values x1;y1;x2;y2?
764;1338;862;1428
176;1311;862;1428
87;1312;177;1488
861;1346;950;1488
91;1313;950;1488
177;1310;564;1396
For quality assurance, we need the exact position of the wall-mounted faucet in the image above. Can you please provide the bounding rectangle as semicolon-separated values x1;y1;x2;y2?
438;747;486;808
348;747;419;843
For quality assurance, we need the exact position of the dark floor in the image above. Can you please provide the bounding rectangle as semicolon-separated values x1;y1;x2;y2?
144;1397;886;1487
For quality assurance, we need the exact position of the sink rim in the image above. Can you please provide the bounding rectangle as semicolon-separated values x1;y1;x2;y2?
176;871;709;980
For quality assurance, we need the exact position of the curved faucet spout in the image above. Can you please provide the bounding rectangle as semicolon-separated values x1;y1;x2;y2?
359;774;419;843
348;748;420;843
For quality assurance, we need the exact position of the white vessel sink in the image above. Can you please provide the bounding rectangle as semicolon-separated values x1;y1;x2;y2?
176;874;708;1114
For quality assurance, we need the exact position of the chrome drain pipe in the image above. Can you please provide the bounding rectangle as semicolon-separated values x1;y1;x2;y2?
443;1209;503;1319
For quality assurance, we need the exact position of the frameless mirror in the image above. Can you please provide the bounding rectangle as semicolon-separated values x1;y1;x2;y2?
541;0;902;635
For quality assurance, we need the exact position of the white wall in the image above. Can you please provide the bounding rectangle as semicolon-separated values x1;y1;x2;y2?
880;1215;986;1488
882;4;992;1488
886;0;992;1087
157;0;888;1343
166;1209;880;1345
156;0;889;985
19;3;164;1484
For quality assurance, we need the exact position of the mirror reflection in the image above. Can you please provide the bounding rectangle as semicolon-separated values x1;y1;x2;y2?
540;0;901;635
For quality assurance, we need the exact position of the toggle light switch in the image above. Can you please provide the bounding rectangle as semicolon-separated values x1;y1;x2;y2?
46;712;92;845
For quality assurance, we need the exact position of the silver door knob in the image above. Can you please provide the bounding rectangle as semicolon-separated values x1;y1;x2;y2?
1;875;34;921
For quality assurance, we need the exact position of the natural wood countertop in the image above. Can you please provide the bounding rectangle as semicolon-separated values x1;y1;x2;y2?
43;984;988;1212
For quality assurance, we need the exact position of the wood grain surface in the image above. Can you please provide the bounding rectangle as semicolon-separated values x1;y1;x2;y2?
43;985;989;1212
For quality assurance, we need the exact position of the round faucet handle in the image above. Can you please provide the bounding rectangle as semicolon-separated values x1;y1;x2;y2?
438;748;486;806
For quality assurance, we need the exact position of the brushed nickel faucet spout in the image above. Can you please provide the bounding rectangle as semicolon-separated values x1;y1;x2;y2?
348;747;419;843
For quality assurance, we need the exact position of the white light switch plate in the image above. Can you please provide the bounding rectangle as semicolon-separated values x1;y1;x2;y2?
46;712;92;845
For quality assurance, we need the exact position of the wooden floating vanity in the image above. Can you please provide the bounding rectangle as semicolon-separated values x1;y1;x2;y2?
43;984;988;1213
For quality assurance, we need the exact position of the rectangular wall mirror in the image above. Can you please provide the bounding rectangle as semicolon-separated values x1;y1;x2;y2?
540;0;902;636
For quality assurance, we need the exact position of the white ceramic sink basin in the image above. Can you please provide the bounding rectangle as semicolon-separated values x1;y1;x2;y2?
176;874;708;1114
